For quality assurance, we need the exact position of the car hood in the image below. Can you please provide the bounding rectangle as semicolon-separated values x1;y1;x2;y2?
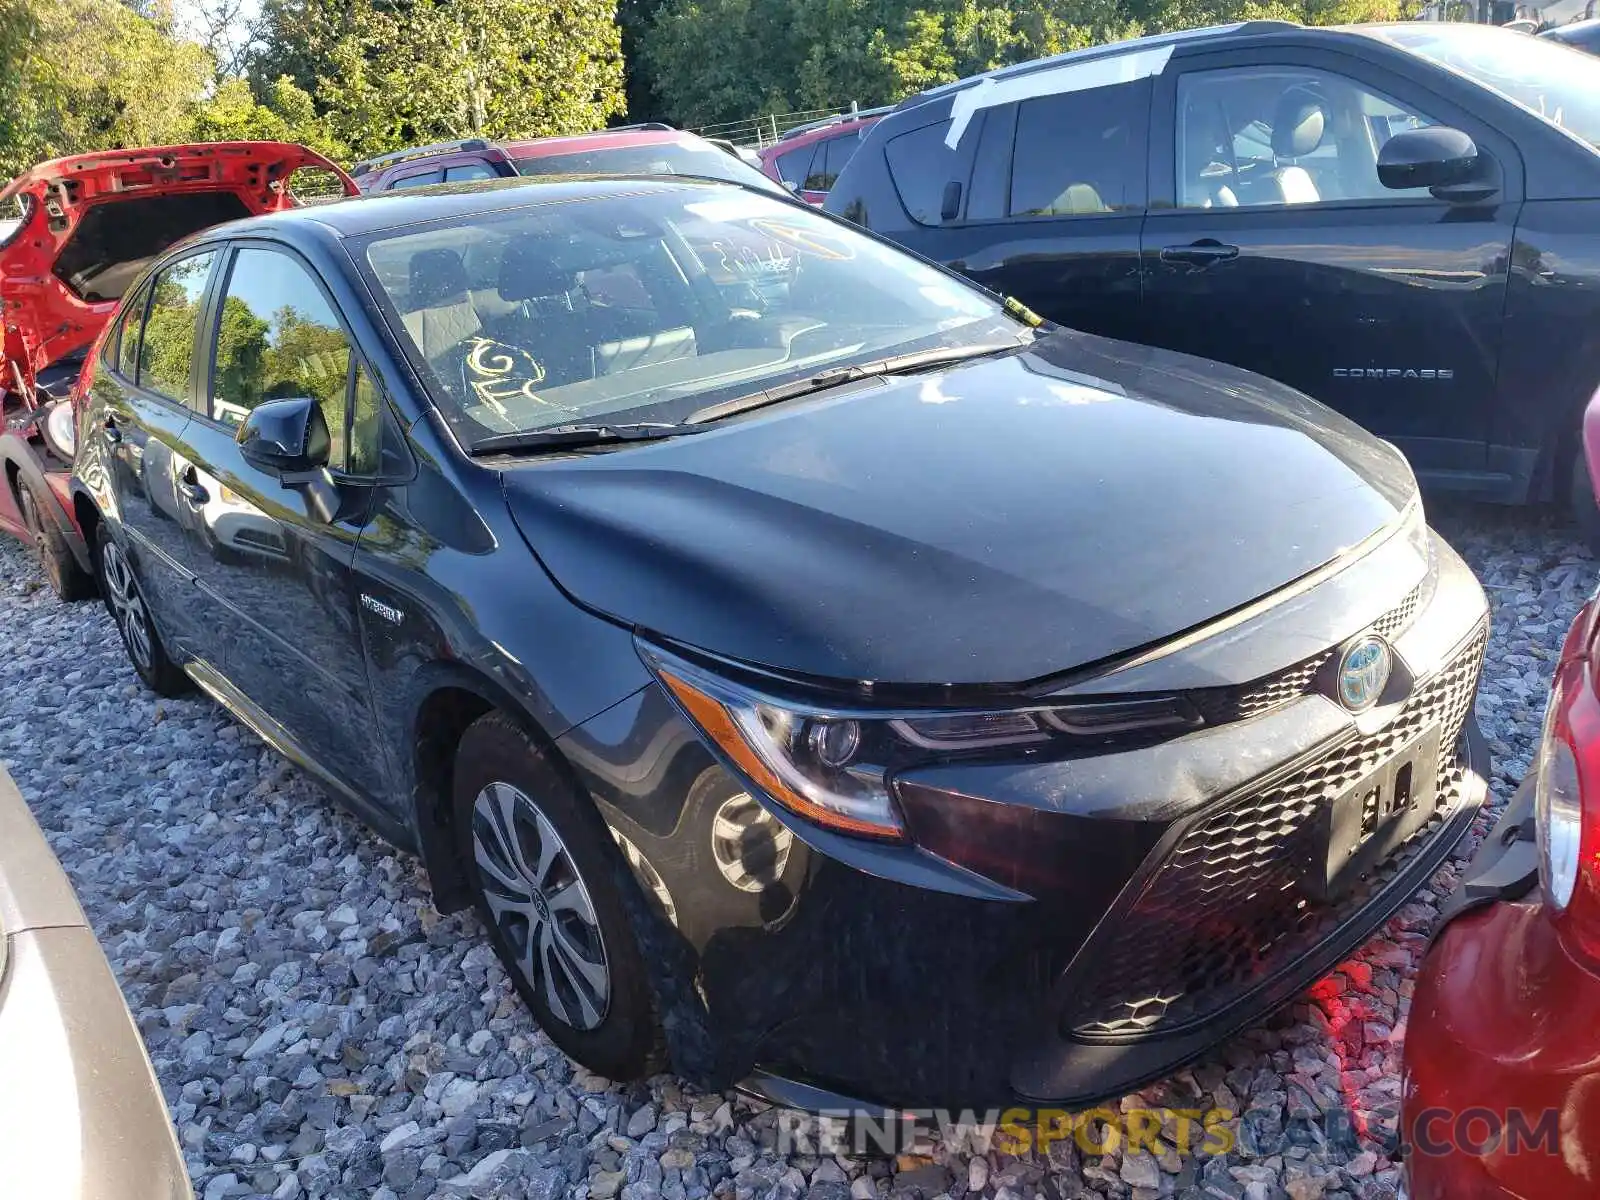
502;329;1417;686
0;142;355;393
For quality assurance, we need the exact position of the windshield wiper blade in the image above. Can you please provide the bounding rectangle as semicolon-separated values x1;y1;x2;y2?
687;342;1023;425
467;421;698;456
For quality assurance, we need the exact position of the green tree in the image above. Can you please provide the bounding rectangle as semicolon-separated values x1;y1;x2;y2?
188;76;348;161
250;0;626;161
0;0;211;178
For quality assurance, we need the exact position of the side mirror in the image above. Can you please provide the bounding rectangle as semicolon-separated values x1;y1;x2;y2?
1378;127;1491;200
236;396;330;477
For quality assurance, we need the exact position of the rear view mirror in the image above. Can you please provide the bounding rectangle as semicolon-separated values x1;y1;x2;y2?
236;396;331;477
1378;127;1492;201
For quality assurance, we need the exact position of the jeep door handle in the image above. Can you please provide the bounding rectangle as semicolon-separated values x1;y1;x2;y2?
102;416;122;445
1160;240;1240;265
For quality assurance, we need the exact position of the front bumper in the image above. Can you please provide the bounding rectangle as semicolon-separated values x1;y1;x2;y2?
1402;778;1600;1200
564;532;1490;1108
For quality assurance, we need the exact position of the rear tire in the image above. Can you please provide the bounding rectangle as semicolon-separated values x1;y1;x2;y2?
452;710;664;1081
17;476;93;601
93;524;190;696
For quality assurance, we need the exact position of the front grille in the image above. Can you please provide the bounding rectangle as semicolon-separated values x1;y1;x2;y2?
1189;581;1425;727
1064;621;1486;1041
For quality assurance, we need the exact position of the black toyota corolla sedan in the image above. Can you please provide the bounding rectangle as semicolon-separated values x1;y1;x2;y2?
69;177;1489;1108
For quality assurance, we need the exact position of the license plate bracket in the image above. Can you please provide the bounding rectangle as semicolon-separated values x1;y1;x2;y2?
1310;727;1442;903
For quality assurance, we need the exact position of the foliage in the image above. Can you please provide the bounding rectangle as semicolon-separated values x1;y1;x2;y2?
635;0;1410;127
0;0;211;179
250;0;626;161
188;76;347;161
0;0;1419;192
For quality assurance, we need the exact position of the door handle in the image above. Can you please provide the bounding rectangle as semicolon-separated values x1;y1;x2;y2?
102;416;122;445
178;467;209;508
1160;240;1240;265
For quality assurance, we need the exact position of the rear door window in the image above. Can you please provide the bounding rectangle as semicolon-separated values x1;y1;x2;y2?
1008;81;1147;217
773;145;815;189
112;283;150;378
802;136;853;192
445;162;499;183
389;170;445;190
136;250;217;401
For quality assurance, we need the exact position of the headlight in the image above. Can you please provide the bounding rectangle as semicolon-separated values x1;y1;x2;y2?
640;642;1197;841
41;400;76;460
1536;678;1584;911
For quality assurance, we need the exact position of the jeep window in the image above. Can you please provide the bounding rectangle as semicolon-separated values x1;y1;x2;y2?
1376;23;1600;149
136;251;217;401
445;163;499;183
1176;67;1440;208
884;122;969;225
53;193;248;302
1009;81;1144;217
358;186;1022;448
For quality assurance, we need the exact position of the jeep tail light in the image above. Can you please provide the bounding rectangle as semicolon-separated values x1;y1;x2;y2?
1535;599;1600;971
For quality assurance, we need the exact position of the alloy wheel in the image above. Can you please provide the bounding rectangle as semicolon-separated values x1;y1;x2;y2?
99;538;153;671
470;781;610;1031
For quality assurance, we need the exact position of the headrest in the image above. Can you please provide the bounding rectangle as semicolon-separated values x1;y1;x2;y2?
408;249;470;310
1271;86;1326;159
498;239;579;302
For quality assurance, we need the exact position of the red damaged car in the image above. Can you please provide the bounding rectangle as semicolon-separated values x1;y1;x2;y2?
0;142;356;597
1402;428;1600;1196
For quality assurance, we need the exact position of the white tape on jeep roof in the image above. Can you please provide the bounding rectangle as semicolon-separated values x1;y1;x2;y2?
943;45;1176;149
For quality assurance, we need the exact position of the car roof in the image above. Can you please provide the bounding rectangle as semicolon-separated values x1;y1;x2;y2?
351;126;695;178
898;21;1302;110
199;174;750;241
759;113;884;160
498;127;694;158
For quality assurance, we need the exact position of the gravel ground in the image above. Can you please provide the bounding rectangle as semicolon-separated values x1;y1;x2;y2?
0;502;1592;1200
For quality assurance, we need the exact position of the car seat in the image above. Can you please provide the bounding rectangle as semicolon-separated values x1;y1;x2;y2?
1267;86;1327;205
1181;104;1239;208
402;249;482;360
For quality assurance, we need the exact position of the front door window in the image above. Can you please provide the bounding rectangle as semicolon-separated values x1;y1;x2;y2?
1176;66;1441;209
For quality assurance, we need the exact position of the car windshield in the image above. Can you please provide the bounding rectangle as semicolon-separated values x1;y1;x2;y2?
511;142;782;193
358;185;1024;447
1374;23;1600;150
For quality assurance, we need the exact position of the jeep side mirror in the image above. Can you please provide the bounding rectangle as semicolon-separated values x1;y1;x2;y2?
236;396;331;477
1378;127;1494;202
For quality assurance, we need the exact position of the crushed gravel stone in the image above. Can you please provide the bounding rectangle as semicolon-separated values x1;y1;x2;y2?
0;499;1590;1200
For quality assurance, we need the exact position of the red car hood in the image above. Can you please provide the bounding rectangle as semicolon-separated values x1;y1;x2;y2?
1;142;356;395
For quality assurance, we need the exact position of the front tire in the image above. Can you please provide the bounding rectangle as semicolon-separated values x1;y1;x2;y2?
17;476;93;601
452;711;664;1080
94;524;190;696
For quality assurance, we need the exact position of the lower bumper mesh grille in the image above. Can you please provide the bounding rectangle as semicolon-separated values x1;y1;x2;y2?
1064;622;1486;1041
